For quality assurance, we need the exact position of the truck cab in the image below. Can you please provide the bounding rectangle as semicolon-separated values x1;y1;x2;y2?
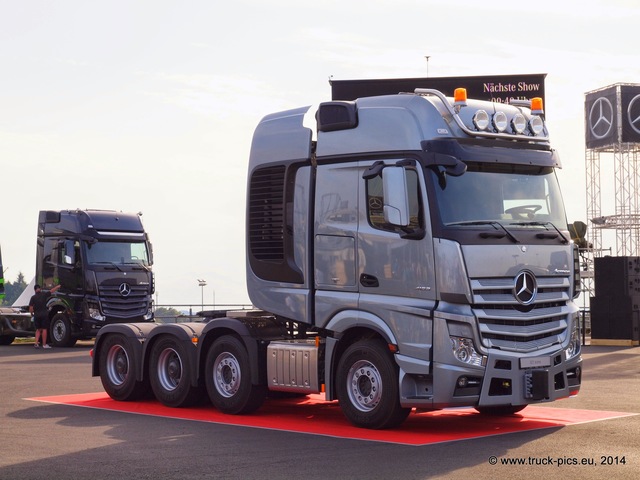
246;88;581;418
37;210;154;347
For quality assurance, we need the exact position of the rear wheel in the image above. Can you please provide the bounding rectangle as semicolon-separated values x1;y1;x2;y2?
336;339;411;429
50;313;77;348
0;335;15;346
205;335;266;415
149;336;203;407
99;333;149;401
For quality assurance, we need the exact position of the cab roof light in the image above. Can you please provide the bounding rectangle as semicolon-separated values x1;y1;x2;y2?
529;115;544;135
453;88;467;112
492;111;508;132
472;110;490;131
512;113;527;134
531;97;544;115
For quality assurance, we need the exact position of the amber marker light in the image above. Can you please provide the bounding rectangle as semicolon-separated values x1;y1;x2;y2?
453;87;467;107
531;97;544;115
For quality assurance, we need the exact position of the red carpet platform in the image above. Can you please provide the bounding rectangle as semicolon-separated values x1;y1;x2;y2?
27;392;637;446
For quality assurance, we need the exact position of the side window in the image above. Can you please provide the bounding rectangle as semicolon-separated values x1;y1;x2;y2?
42;238;57;286
366;168;422;233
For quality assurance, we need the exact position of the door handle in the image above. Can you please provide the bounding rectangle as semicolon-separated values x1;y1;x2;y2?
360;273;379;288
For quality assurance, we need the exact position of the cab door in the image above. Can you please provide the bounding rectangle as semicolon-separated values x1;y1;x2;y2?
357;160;436;360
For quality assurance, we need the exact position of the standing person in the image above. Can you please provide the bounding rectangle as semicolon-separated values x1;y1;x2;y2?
29;283;61;349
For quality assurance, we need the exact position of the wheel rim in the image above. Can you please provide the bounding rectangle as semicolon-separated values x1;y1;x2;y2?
213;352;241;398
157;348;182;391
346;359;383;412
52;319;65;342
106;344;129;386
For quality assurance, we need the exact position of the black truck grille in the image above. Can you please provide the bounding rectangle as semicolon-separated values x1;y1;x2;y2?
99;284;150;318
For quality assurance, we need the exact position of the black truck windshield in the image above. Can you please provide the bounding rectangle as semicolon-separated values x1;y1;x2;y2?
85;241;150;266
431;163;567;229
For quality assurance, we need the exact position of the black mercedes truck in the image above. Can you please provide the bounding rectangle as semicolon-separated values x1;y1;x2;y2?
36;210;154;347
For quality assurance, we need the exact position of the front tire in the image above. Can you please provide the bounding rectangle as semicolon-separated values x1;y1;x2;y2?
475;405;527;415
0;335;15;346
99;333;149;401
205;335;266;415
50;313;77;348
336;339;411;429
149;336;203;407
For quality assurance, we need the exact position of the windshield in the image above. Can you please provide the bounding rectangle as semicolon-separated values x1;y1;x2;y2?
84;241;151;266
431;162;567;229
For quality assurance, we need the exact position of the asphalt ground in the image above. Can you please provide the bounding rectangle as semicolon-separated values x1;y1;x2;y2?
1;341;638;480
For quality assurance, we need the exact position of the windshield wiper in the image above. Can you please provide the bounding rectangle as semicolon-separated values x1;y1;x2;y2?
510;221;569;244
94;261;123;271
447;220;520;243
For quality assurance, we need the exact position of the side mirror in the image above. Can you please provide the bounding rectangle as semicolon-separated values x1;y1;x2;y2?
62;239;75;265
382;166;410;227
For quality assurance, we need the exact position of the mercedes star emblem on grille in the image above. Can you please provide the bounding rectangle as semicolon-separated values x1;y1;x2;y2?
514;271;537;305
119;282;132;297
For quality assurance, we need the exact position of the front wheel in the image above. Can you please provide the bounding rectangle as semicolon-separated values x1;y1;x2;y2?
0;335;15;346
149;336;204;407
50;313;77;348
336;339;411;429
98;333;149;401
205;335;266;415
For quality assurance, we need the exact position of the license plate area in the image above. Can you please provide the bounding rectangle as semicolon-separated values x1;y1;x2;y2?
524;369;550;400
520;356;551;369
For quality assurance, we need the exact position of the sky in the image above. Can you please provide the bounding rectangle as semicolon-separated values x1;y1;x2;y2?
1;0;638;308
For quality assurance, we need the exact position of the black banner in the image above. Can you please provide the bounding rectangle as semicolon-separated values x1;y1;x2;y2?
621;85;640;144
330;73;546;105
585;86;618;149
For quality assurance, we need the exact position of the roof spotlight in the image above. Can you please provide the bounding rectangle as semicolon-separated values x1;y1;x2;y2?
492;111;508;132
473;110;489;131
529;116;544;135
512;113;527;134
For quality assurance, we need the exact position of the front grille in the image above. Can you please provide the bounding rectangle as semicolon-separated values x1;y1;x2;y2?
99;284;150;318
471;276;572;353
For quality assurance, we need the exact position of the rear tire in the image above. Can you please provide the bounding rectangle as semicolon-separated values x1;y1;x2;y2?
50;313;77;348
205;335;266;415
336;339;411;429
99;333;149;401
0;335;15;346
149;336;203;407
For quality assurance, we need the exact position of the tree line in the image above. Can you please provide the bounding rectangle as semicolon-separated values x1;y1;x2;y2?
1;272;28;307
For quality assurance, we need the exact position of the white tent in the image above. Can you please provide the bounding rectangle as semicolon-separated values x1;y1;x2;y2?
12;277;35;309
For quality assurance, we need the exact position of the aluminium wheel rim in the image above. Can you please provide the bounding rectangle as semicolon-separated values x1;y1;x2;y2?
106;344;129;386
213;352;241;398
52;319;66;342
347;359;383;412
157;348;182;392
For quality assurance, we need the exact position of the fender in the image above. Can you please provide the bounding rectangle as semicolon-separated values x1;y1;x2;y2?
323;309;399;400
143;322;207;387
324;309;398;344
92;322;158;378
46;296;74;318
